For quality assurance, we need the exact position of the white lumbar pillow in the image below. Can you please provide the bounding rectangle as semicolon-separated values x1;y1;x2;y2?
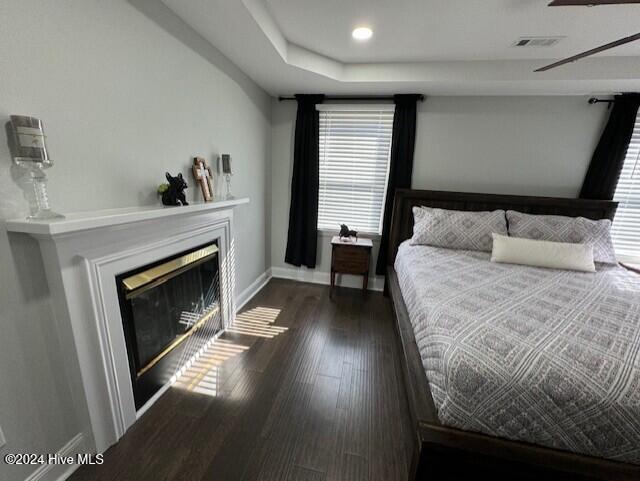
491;233;595;272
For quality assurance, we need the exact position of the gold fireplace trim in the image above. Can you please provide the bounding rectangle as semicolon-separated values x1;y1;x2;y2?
122;244;218;297
136;304;220;379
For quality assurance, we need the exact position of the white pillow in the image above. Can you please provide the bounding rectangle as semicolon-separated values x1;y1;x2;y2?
491;233;595;272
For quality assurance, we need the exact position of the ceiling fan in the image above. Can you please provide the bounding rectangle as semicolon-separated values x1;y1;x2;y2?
535;0;640;72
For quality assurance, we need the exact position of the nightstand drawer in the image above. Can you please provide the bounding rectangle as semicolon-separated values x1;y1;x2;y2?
333;245;369;264
333;258;369;274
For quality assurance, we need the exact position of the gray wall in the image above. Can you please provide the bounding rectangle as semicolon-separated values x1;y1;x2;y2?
270;96;608;284
0;1;271;479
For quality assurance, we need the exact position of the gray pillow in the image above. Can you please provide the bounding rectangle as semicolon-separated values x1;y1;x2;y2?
506;210;617;264
411;206;507;252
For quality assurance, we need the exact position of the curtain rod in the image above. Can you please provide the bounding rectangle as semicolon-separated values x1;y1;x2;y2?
278;95;425;102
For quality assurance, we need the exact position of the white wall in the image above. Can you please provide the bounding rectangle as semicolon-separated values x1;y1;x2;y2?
412;96;607;196
270;96;608;284
0;1;271;479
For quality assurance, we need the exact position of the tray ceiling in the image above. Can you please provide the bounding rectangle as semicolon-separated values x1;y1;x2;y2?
157;0;640;95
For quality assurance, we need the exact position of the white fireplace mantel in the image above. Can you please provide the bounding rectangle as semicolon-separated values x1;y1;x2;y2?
6;198;249;236
6;198;248;455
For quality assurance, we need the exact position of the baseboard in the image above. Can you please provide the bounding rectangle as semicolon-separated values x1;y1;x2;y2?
270;266;384;291
24;433;85;481
236;268;272;312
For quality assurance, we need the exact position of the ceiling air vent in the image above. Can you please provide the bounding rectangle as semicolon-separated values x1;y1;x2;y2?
513;36;563;47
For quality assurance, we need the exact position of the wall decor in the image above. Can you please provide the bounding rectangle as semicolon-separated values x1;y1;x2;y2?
9;115;64;219
219;154;233;199
161;172;188;206
192;156;214;201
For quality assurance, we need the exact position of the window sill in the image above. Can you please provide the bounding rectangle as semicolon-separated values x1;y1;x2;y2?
617;254;640;264
616;254;640;273
317;229;381;241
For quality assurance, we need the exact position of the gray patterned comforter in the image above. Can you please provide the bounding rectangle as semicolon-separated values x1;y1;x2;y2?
394;241;640;464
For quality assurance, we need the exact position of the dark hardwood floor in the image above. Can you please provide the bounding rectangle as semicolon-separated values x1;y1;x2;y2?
71;279;414;481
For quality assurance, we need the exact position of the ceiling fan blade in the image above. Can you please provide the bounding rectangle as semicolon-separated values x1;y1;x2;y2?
549;1;640;5
535;32;640;71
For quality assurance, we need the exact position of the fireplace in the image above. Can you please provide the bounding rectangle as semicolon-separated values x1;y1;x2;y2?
116;241;223;409
7;198;248;452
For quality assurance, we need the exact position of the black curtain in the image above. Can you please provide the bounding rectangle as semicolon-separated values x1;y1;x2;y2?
580;93;640;200
285;94;325;268
376;94;421;275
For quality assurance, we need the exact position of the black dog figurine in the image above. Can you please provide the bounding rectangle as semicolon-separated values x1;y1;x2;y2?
162;172;189;206
339;224;358;240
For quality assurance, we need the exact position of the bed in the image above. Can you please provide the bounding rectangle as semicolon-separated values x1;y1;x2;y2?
386;189;640;481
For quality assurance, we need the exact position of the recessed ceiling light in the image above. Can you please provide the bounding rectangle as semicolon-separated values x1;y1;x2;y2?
352;27;373;41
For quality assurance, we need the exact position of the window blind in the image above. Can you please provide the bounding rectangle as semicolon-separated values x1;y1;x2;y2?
318;106;394;234
611;107;640;260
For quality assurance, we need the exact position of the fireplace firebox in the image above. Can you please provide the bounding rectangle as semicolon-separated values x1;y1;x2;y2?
116;241;222;409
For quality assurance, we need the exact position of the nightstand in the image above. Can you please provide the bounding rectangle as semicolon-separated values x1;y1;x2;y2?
330;236;373;294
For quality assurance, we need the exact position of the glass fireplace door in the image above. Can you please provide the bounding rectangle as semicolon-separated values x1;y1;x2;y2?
117;242;222;408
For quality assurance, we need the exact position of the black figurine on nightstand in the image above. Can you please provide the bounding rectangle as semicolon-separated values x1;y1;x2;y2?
339;224;358;241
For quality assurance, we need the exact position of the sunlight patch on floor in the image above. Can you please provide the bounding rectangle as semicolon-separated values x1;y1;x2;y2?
226;306;287;339
171;338;249;397
171;306;285;396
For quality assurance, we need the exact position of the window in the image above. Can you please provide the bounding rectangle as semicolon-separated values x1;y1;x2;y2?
611;107;640;261
317;105;394;234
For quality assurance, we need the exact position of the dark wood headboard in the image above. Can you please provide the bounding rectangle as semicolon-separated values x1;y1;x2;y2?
387;189;618;266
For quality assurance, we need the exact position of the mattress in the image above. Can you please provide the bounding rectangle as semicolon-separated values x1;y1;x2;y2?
394;241;640;464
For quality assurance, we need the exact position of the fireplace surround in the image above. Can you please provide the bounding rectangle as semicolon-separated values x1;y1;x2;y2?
6;198;249;454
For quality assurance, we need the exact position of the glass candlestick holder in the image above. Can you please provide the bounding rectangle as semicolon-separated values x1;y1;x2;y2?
10;115;64;220
219;154;234;200
223;173;234;199
22;162;64;220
